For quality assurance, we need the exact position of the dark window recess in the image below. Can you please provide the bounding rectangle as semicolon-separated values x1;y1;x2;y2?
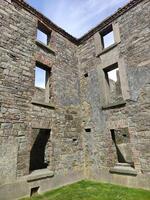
103;63;123;104
85;128;91;133
111;129;115;141
101;25;115;49
111;129;126;163
84;73;88;78
72;138;77;142
37;22;51;45
29;129;51;172
110;128;133;164
30;187;39;197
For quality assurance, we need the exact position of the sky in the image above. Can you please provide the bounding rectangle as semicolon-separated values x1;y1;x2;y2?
27;0;130;84
35;67;46;89
26;0;130;38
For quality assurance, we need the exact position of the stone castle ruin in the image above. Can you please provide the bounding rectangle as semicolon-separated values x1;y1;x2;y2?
0;0;150;199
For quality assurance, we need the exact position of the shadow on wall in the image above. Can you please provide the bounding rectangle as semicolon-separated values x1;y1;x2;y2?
29;129;51;172
111;128;133;164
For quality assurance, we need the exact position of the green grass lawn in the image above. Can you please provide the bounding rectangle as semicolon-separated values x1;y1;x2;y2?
22;180;150;200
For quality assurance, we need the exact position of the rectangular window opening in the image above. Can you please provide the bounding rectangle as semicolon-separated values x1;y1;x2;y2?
37;22;51;46
110;128;133;165
101;25;115;49
35;66;47;89
103;63;122;104
34;62;51;89
29;129;51;172
34;62;51;103
37;29;48;45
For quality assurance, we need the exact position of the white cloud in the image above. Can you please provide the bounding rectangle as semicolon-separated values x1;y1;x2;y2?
56;0;129;37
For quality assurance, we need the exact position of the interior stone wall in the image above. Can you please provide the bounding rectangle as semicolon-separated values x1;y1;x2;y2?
0;0;149;198
78;0;150;174
0;0;37;182
0;0;83;185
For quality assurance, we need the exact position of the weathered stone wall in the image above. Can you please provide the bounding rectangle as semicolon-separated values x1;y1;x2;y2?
0;0;36;183
0;0;150;198
78;0;150;174
118;0;150;172
0;0;83;186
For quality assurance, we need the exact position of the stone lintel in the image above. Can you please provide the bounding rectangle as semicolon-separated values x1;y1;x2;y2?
96;42;119;57
36;40;56;55
102;100;126;110
31;100;55;109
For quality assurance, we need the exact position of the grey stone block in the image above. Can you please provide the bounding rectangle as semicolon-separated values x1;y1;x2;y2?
27;169;54;182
